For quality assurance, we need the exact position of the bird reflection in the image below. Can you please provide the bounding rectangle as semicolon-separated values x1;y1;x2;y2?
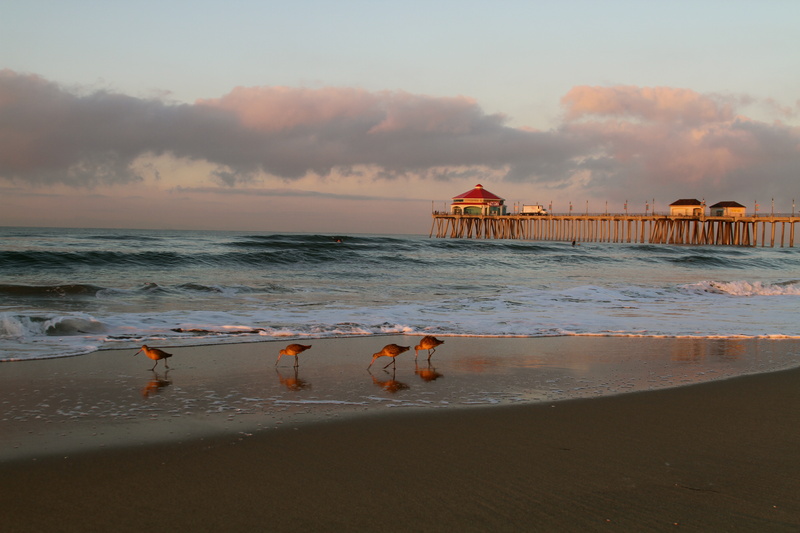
369;368;410;393
140;371;172;398
275;367;312;391
414;361;444;382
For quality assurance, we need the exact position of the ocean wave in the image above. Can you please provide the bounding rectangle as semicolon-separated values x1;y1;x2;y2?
684;280;800;296
0;282;294;307
0;283;107;298
4;227;800;362
669;255;729;267
3;235;797;273
0;312;109;338
0;250;188;270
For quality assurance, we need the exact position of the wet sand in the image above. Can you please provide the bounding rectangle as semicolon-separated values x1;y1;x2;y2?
2;337;800;531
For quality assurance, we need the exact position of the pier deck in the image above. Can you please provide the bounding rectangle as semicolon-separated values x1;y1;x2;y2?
430;213;799;247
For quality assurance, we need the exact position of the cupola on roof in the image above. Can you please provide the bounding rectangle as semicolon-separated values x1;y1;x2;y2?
452;184;505;201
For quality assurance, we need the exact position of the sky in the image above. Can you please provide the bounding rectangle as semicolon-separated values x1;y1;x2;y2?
1;0;799;234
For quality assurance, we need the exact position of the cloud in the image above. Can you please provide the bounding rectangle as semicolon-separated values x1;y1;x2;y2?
1;70;798;203
561;85;738;124
557;86;800;199
171;185;399;202
0;69;578;187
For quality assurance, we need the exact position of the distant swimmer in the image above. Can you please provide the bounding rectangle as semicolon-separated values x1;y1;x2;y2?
414;335;445;361
135;345;173;371
368;344;410;370
276;343;312;367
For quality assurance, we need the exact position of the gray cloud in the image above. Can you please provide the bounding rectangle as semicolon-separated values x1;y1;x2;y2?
171;186;396;202
1;70;798;205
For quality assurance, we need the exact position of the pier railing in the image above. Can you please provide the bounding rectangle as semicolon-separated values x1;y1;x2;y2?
430;214;799;247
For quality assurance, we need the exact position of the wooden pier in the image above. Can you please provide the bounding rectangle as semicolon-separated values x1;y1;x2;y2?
430;213;799;247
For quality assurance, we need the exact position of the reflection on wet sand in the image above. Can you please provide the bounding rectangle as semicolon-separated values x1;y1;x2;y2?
140;371;172;398
369;369;410;393
671;338;746;362
415;361;444;382
275;368;312;391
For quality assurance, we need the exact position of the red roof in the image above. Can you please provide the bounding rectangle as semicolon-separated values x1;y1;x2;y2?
710;201;745;208
670;198;703;206
452;184;504;201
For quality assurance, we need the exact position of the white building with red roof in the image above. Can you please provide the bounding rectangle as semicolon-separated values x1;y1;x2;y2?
669;199;704;216
450;184;507;215
709;201;746;217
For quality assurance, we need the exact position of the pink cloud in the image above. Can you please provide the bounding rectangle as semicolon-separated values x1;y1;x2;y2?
0;69;798;205
197;86;381;132
557;86;800;199
367;93;492;134
562;85;736;125
198;86;496;135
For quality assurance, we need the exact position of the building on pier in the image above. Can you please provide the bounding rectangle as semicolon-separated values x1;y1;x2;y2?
432;187;796;247
430;212;797;247
450;184;506;215
710;201;746;217
669;199;704;216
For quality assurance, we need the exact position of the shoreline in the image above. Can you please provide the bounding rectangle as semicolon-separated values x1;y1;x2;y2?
2;336;799;462
3;336;800;530
7;331;800;364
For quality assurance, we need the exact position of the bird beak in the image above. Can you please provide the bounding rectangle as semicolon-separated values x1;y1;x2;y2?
134;349;142;356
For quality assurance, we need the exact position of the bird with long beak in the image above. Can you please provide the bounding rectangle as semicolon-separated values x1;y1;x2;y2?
414;335;445;361
368;344;410;370
135;344;173;371
276;344;312;367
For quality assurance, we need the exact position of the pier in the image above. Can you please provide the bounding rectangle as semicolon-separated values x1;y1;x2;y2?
430;213;799;247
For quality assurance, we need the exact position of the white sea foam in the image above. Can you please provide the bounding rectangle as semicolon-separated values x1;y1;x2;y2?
685;279;800;296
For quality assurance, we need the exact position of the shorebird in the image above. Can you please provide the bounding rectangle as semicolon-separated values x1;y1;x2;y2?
368;344;410;369
276;344;312;367
135;345;173;370
414;335;445;361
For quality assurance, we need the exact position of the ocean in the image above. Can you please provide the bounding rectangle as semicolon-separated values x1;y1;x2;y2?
1;226;799;362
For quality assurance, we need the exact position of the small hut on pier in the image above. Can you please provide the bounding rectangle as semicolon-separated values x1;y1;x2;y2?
710;201;746;217
669;199;704;216
450;184;506;215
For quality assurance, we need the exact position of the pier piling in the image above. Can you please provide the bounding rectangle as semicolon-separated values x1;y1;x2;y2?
430;214;798;247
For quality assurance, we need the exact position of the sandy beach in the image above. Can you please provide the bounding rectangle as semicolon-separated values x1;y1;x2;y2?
2;336;800;531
